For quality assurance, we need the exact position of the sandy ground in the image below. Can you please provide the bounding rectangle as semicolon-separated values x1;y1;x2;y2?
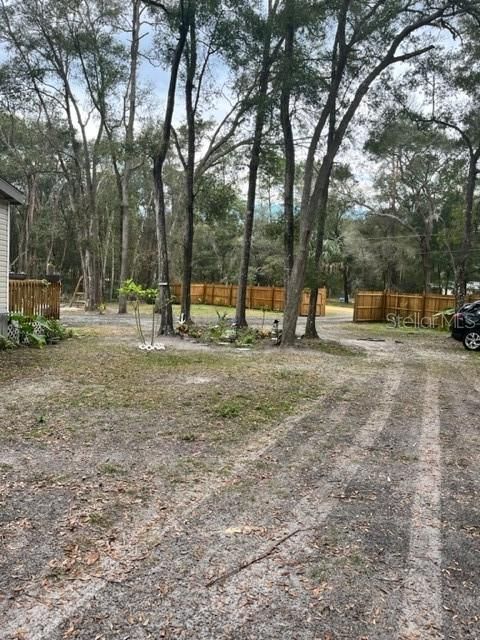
0;309;479;640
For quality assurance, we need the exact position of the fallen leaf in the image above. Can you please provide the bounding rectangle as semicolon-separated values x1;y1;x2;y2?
84;551;100;566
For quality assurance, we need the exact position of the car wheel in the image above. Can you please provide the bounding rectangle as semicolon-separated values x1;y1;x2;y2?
463;331;480;351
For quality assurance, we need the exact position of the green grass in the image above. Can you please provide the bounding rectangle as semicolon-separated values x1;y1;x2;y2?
104;301;353;322
299;338;363;357
2;329;361;450
344;321;442;339
214;400;243;418
87;511;111;528
103;302;281;323
98;462;126;476
326;299;354;308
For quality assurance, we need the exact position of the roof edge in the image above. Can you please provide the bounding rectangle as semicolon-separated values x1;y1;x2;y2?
0;177;25;205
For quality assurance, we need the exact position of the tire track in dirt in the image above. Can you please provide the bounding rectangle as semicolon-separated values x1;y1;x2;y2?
191;364;406;637
46;365;404;639
286;361;429;640
439;371;480;639
2;367;360;640
398;372;443;640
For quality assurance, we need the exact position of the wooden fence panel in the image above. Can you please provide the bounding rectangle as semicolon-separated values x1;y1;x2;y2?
9;280;61;319
418;294;455;327
299;290;325;317
353;291;385;322
354;290;476;326
249;286;275;310
170;282;326;316
170;283;181;300
385;292;423;324
211;284;231;306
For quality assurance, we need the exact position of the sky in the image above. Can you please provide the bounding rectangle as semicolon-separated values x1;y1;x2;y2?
0;3;459;209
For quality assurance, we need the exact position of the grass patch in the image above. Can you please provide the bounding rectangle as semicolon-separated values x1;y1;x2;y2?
86;511;111;528
1;330;351;452
26;425;53;439
178;432;198;442
98;462;126;476
103;302;281;324
213;400;244;418
326;299;354;309
299;338;362;357
347;322;441;339
157;456;215;485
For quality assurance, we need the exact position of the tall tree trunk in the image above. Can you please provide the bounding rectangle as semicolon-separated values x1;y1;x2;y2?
154;161;174;333
118;181;130;311
18;173;37;274
84;247;100;311
304;178;331;338
343;263;349;304
235;8;276;327
181;13;197;323
84;209;102;311
282;156;333;344
281;0;295;300
420;235;431;294
110;241;115;302
118;0;141;314
152;7;189;333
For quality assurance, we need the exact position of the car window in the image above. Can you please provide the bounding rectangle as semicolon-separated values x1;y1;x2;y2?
460;301;480;313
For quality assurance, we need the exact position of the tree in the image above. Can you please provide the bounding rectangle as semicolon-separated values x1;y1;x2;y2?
144;0;191;334
0;0;127;310
413;16;480;305
175;1;252;323
235;0;282;327
281;0;470;345
0;112;62;274
366;117;454;293
116;0;144;314
280;0;296;297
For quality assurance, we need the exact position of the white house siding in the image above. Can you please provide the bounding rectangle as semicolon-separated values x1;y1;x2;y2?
0;199;9;317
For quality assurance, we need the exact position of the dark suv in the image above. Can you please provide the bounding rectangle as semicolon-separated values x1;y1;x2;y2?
452;300;480;350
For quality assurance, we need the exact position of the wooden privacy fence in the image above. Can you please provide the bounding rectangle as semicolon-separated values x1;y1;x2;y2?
353;290;478;326
9;279;61;319
170;283;326;317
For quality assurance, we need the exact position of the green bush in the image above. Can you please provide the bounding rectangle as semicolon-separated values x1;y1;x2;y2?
8;313;71;348
0;335;15;350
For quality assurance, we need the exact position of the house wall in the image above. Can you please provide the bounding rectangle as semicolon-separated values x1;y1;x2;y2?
0;199;9;335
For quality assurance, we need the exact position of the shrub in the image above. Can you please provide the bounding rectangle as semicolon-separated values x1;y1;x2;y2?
8;313;71;348
0;335;15;351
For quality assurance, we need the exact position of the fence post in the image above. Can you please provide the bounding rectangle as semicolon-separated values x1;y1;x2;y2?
229;284;233;307
381;290;387;322
421;293;427;328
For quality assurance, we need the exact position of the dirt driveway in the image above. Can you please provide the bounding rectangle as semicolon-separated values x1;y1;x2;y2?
0;312;479;639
